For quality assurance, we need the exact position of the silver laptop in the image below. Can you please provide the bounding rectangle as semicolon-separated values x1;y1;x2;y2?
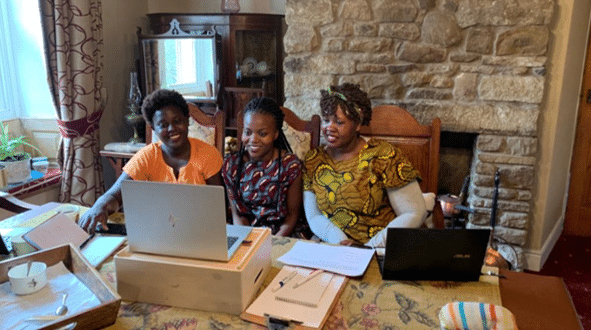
121;180;252;261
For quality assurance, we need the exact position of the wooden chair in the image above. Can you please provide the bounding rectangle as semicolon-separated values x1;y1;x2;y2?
279;106;321;159
101;103;225;177
224;87;264;130
360;105;442;227
235;106;321;159
0;191;37;213
360;105;441;194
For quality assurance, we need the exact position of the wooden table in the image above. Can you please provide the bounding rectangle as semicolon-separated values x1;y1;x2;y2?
0;205;583;330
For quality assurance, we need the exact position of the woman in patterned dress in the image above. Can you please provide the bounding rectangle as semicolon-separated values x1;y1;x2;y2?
222;97;306;237
303;83;427;247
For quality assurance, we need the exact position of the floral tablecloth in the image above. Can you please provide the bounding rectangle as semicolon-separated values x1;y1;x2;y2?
0;206;501;330
100;236;501;330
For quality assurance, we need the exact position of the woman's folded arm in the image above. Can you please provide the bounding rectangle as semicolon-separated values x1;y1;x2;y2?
366;180;427;248
303;191;348;244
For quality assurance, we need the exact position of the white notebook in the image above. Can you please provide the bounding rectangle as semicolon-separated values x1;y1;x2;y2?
275;270;333;308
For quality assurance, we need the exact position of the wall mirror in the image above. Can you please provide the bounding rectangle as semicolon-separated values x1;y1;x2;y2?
138;19;221;104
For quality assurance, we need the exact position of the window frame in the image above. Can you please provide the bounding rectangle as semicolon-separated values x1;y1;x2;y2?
0;1;22;120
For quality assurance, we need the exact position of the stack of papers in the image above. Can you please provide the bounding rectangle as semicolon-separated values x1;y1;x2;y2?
277;241;375;277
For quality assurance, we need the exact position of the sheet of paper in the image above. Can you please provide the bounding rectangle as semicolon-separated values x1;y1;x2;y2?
244;265;347;328
277;241;374;277
82;236;126;267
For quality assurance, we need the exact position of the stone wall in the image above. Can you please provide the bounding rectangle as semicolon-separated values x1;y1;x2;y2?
284;0;555;270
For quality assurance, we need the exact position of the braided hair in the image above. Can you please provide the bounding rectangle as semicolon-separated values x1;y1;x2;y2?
320;83;372;126
234;97;293;209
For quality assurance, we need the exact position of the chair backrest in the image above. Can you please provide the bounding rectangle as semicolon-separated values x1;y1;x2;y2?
359;105;441;194
224;87;265;130
280;106;321;159
235;106;321;160
147;103;225;153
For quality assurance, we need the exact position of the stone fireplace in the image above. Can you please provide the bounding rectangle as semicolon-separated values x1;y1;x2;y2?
283;0;554;270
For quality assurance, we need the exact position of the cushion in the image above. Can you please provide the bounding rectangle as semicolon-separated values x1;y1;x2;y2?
439;302;518;330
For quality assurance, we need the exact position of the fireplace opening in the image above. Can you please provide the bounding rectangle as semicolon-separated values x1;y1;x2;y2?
437;132;478;197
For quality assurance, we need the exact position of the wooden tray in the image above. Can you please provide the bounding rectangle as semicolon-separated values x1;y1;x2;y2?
0;243;121;330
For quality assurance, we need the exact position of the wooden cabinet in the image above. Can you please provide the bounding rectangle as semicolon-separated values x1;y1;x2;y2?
146;13;285;133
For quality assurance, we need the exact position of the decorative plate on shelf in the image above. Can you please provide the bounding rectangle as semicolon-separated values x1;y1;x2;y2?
256;61;272;76
242;57;257;76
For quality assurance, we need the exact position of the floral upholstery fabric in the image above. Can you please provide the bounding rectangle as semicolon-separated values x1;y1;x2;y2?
283;123;312;160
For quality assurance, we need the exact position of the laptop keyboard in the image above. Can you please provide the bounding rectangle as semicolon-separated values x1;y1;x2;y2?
227;235;239;250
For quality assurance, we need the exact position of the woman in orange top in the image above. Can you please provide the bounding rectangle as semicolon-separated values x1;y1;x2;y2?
79;89;223;233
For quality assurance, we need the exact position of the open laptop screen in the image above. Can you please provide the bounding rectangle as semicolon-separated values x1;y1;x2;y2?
380;228;491;282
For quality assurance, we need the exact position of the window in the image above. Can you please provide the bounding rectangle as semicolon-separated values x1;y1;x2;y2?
0;0;54;120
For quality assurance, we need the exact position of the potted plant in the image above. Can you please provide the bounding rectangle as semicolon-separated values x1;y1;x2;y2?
0;122;42;184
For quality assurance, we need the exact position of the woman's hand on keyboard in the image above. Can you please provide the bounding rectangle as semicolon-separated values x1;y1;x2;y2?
78;206;109;234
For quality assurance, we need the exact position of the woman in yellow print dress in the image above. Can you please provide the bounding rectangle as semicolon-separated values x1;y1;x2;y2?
303;83;427;247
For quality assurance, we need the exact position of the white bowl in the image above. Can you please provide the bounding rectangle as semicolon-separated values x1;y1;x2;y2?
8;261;47;295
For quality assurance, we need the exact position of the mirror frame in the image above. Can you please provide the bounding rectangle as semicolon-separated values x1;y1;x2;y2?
137;18;222;104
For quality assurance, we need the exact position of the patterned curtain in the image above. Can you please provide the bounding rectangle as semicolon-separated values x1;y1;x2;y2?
39;0;106;206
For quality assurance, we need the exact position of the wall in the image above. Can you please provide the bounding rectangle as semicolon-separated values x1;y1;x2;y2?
99;0;149;186
528;0;591;269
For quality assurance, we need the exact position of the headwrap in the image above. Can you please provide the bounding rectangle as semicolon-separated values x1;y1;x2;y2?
327;87;363;121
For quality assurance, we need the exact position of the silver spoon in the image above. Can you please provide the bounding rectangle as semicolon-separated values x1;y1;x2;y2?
25;260;32;277
55;293;68;316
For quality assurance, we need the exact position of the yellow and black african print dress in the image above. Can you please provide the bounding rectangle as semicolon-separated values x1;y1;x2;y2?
303;138;421;243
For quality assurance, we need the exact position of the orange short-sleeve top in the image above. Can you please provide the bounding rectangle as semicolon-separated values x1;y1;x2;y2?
123;137;222;184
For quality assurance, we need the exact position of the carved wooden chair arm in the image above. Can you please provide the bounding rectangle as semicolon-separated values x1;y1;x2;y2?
0;191;37;214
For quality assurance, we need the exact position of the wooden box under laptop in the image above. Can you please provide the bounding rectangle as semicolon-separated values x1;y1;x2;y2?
114;227;271;315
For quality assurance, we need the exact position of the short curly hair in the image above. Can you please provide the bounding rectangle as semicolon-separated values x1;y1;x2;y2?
319;83;372;126
141;89;189;125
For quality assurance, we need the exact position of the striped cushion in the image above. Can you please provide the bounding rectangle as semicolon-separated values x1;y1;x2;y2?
439;302;518;330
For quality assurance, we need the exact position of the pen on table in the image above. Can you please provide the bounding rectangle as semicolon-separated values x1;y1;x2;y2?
271;270;297;292
79;233;95;249
293;269;323;288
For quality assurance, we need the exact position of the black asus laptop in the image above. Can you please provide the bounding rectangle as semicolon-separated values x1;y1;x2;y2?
378;228;491;282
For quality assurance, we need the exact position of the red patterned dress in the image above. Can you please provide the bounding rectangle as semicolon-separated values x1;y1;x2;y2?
222;153;302;234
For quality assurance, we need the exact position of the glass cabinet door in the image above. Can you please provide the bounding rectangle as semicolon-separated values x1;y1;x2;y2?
234;29;279;102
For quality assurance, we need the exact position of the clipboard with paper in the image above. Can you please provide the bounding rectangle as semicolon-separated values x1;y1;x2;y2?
240;265;348;330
